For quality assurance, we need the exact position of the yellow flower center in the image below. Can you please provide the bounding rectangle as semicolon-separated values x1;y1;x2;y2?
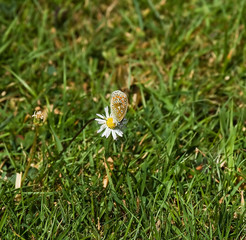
106;117;116;129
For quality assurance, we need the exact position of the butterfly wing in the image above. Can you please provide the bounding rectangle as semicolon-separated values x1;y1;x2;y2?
110;90;128;122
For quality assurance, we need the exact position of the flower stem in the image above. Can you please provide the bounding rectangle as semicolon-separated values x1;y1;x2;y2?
59;118;95;156
22;126;38;185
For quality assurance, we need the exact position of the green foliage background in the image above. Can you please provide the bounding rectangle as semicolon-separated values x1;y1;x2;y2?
0;0;246;239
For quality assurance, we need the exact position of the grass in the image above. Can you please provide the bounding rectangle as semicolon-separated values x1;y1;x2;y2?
0;0;246;239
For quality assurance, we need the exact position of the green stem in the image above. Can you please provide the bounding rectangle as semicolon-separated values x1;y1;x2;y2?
22;126;38;185
59;118;95;157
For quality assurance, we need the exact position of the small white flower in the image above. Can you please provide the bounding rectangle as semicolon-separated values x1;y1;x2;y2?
32;111;44;120
95;106;126;140
32;110;45;126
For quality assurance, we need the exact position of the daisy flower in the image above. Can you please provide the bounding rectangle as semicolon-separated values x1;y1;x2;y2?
95;106;126;140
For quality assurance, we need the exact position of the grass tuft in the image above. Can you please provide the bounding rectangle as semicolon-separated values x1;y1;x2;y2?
0;0;246;239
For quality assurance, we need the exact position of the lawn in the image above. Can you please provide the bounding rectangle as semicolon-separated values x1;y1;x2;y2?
0;0;246;239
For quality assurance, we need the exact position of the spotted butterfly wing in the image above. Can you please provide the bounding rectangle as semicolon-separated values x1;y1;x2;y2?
110;90;128;123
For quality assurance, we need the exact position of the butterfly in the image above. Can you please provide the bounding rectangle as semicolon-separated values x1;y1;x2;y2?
110;90;128;123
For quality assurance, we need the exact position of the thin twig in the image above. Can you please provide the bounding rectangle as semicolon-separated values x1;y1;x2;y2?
0;159;7;171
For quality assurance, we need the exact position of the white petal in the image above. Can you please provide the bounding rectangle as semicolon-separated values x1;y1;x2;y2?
105;106;109;118
112;116;118;124
96;114;105;119
97;124;106;133
101;128;108;137
95;119;106;124
115;129;123;137
112;130;117;140
105;128;111;138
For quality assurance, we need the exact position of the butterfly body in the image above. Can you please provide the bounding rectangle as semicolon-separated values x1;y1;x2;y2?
110;90;128;123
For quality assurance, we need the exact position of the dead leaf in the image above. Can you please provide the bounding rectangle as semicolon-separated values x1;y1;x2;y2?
196;165;203;171
15;172;22;189
103;157;114;188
